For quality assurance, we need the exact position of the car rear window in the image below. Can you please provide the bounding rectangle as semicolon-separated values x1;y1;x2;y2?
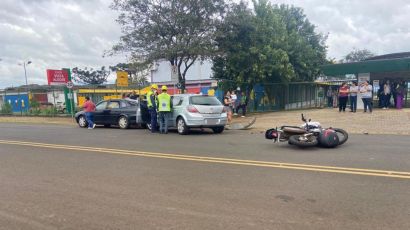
190;96;221;106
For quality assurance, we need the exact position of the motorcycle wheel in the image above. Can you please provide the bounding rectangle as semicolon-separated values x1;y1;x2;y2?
288;135;318;147
333;128;348;145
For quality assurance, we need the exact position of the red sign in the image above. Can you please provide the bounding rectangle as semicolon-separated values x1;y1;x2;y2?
47;69;69;85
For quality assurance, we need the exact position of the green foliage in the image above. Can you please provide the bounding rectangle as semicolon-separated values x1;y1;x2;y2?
41;107;58;116
213;0;328;92
110;0;227;91
341;49;375;63
72;67;110;85
0;103;12;114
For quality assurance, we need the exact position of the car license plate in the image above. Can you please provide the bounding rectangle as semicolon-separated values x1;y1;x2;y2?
205;119;220;125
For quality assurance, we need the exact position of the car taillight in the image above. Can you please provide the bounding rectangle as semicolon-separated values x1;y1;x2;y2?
187;105;199;113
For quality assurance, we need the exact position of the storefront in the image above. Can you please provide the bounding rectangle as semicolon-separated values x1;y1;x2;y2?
321;52;410;108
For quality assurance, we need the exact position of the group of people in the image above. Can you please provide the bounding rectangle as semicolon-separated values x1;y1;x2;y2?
223;90;248;123
327;81;373;113
327;80;407;113
376;81;406;109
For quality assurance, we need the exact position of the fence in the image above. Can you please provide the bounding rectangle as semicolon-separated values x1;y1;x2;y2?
0;82;327;116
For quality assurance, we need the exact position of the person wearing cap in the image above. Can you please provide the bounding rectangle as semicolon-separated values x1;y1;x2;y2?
81;96;96;129
157;85;172;134
147;84;159;132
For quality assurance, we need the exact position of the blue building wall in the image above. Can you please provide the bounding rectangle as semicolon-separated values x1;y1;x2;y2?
4;94;29;113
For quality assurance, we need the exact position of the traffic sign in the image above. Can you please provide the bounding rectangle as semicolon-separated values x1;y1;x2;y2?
66;81;74;89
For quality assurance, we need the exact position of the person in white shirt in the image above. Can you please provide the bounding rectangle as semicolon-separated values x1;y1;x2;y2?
230;91;238;115
360;81;373;113
349;82;359;112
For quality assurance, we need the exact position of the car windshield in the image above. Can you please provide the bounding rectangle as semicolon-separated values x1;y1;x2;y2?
190;96;221;106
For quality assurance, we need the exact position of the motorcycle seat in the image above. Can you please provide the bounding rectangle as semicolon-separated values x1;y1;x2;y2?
283;127;306;134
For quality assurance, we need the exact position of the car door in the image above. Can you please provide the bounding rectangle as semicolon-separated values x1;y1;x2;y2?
94;101;108;124
170;96;184;127
106;100;121;125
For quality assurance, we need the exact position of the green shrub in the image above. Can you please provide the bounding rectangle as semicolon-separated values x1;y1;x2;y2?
0;103;13;114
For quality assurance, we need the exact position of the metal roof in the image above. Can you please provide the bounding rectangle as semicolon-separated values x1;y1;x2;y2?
321;57;410;76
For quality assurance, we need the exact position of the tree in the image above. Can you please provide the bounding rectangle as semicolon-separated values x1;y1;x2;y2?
342;49;375;63
212;0;327;89
110;0;227;92
72;66;110;85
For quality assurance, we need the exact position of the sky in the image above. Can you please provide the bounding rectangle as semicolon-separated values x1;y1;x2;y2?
1;0;410;88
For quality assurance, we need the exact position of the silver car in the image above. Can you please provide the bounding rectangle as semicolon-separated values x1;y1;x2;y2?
147;94;228;134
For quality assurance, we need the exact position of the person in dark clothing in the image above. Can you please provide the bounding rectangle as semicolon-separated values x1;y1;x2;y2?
147;84;158;133
236;92;248;117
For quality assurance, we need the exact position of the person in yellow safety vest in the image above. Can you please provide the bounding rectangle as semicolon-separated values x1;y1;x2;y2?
157;85;172;134
147;84;159;133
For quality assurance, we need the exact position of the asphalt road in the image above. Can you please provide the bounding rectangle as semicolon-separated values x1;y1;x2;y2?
0;123;409;230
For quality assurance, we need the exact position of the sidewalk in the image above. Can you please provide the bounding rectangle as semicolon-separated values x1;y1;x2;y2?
232;108;410;135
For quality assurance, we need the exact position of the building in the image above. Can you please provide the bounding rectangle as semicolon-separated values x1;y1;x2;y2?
321;52;410;108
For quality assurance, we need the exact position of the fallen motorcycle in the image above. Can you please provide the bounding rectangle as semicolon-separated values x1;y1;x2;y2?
265;114;348;148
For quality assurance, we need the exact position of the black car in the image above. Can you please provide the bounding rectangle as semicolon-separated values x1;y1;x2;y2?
75;99;150;129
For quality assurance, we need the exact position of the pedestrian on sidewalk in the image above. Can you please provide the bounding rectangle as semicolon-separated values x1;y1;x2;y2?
338;82;349;112
237;91;248;117
395;82;405;109
82;96;96;129
326;87;333;108
231;90;238;115
382;81;391;109
349;82;358;112
360;81;373;113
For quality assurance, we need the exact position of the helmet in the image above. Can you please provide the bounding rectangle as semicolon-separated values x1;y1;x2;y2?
151;84;158;89
161;85;168;91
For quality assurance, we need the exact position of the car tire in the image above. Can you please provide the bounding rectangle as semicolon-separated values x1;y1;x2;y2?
177;117;189;135
118;116;129;129
78;115;87;128
212;126;224;134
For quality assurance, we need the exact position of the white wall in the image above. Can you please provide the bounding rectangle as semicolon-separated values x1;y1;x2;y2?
151;60;213;83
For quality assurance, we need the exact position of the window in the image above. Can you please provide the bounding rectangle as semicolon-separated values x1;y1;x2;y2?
120;101;128;108
172;96;183;106
107;101;120;109
95;101;108;110
190;96;221;106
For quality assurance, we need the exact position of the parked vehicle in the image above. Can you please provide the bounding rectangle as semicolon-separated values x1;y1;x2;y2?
265;114;348;148
144;94;228;134
75;99;149;129
56;102;66;113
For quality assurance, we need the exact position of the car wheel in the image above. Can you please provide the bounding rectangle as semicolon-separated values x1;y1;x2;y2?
212;126;224;134
177;117;189;135
78;115;87;128
118;116;129;129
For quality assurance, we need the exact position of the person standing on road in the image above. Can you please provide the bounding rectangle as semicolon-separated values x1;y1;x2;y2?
147;84;159;133
82;96;96;129
360;81;373;113
349;82;358;112
338;82;349;112
157;86;172;134
224;91;233;124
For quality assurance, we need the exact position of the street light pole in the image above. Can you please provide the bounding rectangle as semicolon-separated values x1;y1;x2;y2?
23;61;32;90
